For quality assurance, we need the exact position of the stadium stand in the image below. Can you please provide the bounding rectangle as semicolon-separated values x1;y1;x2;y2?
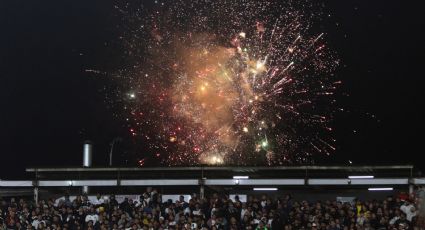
2;166;425;229
1;186;425;230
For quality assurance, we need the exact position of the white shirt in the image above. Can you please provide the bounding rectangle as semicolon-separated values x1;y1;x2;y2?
85;213;99;224
241;208;248;219
401;204;417;221
32;219;45;229
389;216;400;225
93;198;105;206
184;207;191;215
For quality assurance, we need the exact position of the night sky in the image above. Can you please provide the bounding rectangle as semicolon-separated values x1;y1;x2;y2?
1;0;424;178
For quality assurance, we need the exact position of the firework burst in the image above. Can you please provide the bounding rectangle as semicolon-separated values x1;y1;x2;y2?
106;0;339;166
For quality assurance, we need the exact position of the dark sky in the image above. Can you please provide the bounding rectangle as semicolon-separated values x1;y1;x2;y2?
1;0;424;178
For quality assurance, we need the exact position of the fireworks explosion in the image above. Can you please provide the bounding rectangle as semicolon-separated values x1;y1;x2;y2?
102;0;340;166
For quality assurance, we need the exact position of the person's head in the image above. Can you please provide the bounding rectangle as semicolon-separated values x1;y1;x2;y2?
258;220;265;228
398;223;406;230
53;215;60;222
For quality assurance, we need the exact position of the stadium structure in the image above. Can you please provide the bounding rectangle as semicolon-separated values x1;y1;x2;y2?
1;142;424;202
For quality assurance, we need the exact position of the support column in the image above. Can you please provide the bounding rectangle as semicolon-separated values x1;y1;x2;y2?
200;185;205;199
199;177;205;199
34;187;39;203
409;184;414;196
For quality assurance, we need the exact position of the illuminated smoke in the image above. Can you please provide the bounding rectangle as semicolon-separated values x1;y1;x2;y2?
105;0;340;166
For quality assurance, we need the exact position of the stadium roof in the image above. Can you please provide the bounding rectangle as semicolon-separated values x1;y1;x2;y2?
1;165;424;198
24;165;419;180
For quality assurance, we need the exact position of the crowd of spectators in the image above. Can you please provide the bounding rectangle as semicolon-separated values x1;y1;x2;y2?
1;187;424;230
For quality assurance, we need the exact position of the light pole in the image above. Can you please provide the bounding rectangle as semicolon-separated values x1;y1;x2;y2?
109;137;122;166
83;141;93;194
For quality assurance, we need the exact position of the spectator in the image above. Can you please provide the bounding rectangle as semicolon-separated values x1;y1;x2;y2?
109;194;119;209
92;193;105;206
85;206;99;225
401;199;417;222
